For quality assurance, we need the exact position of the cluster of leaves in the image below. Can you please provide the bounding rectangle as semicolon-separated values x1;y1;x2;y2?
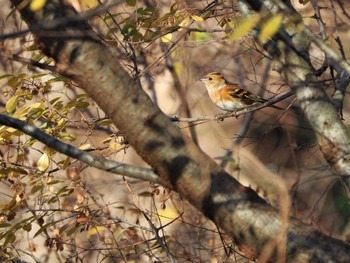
0;70;76;257
1;72;88;159
103;2;206;44
100;0;301;62
0;58;179;262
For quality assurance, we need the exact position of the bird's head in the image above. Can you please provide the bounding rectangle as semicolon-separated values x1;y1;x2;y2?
199;72;227;90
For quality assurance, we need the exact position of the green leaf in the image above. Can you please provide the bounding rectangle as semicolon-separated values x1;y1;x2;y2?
31;53;45;62
31;184;43;194
126;0;137;6
229;13;260;41
33;223;51;238
96;119;112;126
49;97;61;105
0;223;11;228
31;73;47;79
0;74;13;80
13;105;30;118
6;7;16;19
75;101;90;109
4;233;16;246
11;166;28;175
67;226;79;236
23;223;32;232
191;32;210;42
7;76;19;87
191;15;204;22
59;132;76;141
258;14;283;44
17;73;28;79
6;95;19;113
48;76;68;83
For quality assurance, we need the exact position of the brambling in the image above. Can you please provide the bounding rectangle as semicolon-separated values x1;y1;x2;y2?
200;72;279;111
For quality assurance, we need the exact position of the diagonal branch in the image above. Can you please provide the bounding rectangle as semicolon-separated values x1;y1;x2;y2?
9;0;350;261
0;114;164;185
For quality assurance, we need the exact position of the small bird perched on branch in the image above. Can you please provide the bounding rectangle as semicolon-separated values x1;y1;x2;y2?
200;72;281;111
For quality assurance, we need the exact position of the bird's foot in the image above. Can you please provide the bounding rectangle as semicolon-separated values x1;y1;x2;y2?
215;113;225;122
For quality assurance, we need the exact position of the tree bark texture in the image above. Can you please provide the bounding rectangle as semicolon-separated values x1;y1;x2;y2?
244;0;350;188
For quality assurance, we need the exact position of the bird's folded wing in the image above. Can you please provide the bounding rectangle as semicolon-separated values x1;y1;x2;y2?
226;86;266;105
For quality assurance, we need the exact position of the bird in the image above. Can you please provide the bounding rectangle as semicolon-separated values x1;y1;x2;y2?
199;72;280;111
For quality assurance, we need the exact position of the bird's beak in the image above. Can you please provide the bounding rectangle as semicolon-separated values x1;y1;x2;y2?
199;77;205;82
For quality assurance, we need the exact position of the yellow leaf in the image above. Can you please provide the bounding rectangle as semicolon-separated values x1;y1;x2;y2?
6;127;19;134
191;32;210;42
158;207;178;224
79;144;92;150
59;132;76;141
61;157;71;170
174;62;183;76
96;119;112;126
6;95;19;113
13;105;30;119
30;0;47;11
101;136;112;144
37;153;50;172
81;0;98;8
161;33;172;43
87;226;104;238
109;142;122;151
30;102;42;109
258;14;283;44
229;14;260;42
178;16;191;31
56;118;66;127
191;15;204;22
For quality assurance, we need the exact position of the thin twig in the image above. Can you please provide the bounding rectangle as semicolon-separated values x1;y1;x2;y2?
171;91;293;123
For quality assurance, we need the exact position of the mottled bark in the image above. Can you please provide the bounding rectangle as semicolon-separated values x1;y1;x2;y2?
244;0;350;188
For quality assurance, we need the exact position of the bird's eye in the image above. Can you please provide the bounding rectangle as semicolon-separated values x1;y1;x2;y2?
208;77;212;81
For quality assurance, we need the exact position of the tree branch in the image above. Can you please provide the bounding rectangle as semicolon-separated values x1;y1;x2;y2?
0;114;164;185
244;0;350;189
9;0;350;261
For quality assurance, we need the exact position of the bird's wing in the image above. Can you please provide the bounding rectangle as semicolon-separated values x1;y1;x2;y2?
225;85;266;105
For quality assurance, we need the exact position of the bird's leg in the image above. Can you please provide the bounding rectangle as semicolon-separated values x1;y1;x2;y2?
232;109;240;118
214;113;225;122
